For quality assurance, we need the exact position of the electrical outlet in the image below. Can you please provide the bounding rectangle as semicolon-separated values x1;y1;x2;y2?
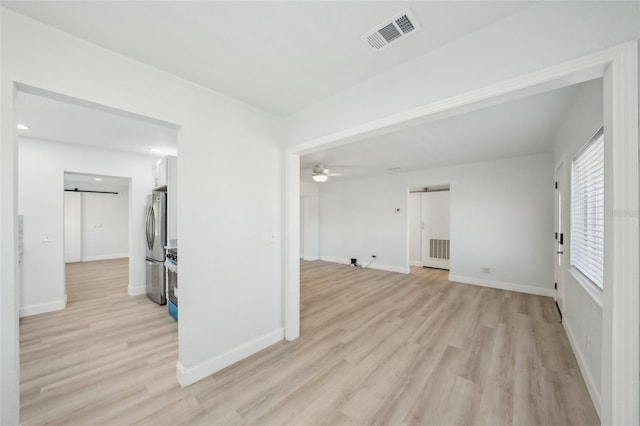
482;267;491;274
42;233;52;243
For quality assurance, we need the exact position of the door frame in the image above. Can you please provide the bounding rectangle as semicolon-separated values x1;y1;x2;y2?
284;41;638;424
63;190;82;263
553;161;565;314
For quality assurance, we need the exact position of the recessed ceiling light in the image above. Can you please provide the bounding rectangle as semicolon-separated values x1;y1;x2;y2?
150;148;161;153
16;123;30;130
94;178;102;181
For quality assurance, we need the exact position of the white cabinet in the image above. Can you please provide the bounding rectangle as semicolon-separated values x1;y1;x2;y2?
166;156;178;243
152;155;178;242
152;157;168;189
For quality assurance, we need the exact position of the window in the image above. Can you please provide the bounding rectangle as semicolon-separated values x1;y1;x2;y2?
571;127;604;289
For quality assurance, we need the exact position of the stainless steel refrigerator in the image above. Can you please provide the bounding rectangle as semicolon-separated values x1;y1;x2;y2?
145;191;167;305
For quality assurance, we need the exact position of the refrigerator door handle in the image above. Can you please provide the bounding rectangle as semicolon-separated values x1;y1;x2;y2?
150;204;156;250
145;205;153;251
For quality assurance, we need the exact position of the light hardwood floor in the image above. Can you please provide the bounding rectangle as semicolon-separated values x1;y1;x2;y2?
20;259;599;425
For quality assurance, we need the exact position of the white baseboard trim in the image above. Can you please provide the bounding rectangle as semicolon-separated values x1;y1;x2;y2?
128;285;146;296
448;274;555;297
319;256;349;265
82;253;128;262
423;259;450;270
563;319;601;416
20;294;66;317
176;327;284;387
303;256;320;261
410;260;422;267
319;257;410;274
368;263;410;274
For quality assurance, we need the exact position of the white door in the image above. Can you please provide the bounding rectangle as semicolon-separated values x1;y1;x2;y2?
554;163;565;314
64;191;82;263
421;191;450;269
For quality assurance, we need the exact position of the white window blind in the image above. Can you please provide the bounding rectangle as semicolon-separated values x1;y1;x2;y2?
571;127;604;289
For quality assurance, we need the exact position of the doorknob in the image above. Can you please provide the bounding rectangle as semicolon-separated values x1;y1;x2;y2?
557;251;564;254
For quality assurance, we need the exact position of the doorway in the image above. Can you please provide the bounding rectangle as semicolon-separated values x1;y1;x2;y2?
15;86;181;422
63;173;130;264
63;172;131;301
409;186;450;270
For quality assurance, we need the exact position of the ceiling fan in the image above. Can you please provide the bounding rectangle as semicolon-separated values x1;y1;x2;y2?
311;165;340;182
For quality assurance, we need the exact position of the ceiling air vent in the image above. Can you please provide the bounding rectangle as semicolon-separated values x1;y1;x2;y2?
361;8;421;52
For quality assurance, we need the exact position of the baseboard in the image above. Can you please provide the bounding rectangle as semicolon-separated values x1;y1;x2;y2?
422;259;450;270
368;263;410;274
82;253;128;262
448;274;555;297
563;319;601;416
303;256;320;261
176;327;284;387
319;256;349;265
410;260;422;267
128;285;146;296
20;294;66;317
319;257;410;274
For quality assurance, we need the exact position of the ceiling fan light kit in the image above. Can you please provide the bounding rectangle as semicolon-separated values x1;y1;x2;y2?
312;165;331;183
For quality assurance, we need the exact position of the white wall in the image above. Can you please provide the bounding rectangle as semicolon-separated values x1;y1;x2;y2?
1;9;285;422
551;78;604;412
64;182;129;261
408;192;421;266
300;180;319;260
286;2;639;147
18;138;152;315
319;153;554;293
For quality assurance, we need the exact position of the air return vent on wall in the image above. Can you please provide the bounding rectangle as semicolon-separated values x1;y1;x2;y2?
361;8;421;52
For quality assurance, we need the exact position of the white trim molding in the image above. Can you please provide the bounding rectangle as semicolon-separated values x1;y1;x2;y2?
563;319;601;417
284;152;300;342
127;285;146;296
600;41;639;426
176;328;284;387
81;253;128;262
19;295;66;317
448;275;555;298
319;257;410;274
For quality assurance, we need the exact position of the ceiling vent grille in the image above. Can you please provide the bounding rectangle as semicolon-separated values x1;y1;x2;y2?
361;9;421;52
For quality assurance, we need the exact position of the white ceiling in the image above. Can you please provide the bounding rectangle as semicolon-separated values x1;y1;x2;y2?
16;91;178;157
301;79;597;181
3;1;535;116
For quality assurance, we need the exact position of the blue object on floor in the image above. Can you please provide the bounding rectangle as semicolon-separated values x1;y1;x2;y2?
168;299;178;321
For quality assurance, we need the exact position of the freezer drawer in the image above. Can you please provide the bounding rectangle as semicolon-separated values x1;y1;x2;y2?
146;259;166;305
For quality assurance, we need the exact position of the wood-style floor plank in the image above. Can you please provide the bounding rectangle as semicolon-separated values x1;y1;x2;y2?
20;259;599;425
